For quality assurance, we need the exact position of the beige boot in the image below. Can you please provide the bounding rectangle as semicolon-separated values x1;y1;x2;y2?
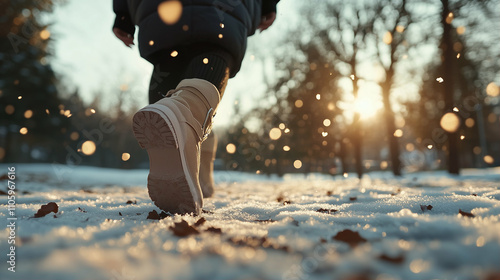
132;79;220;215
200;131;217;198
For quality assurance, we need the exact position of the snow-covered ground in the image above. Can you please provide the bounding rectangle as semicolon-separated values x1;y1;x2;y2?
1;164;500;280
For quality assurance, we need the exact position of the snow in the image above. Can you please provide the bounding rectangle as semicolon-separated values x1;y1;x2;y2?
1;164;500;280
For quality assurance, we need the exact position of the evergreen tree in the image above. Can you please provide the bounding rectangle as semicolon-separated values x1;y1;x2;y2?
0;0;68;162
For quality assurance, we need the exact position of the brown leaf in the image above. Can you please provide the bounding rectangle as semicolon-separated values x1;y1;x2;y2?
194;217;206;227
81;189;94;193
0;189;7;195
276;195;284;202
169;220;199;237
254;219;277;223
0;174;8;180
147;210;161;220
202;209;214;214
126;200;137;204
229;236;290;252
471;193;478;196
420;205;433;212
316;208;338;214
77;207;87;213
147;210;170;220
283;200;292;205
205;227;222;234
119;212;122;216
333;229;367;247
459;209;475;218
326;191;333;196
320;238;328;243
34;202;59;218
349;197;357;201
378;254;405;264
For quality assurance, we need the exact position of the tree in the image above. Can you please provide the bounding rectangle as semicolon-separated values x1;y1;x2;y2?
0;0;68;162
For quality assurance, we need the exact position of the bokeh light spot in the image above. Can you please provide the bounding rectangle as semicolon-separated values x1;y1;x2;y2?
440;112;460;133
158;0;183;25
226;143;236;154
81;141;97;156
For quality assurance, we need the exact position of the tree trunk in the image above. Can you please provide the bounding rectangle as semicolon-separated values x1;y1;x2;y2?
381;83;402;176
352;113;363;179
440;0;460;174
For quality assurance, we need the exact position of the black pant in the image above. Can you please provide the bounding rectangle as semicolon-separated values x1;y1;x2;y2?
148;45;233;104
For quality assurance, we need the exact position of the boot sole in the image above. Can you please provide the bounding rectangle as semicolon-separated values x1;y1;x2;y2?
132;108;199;215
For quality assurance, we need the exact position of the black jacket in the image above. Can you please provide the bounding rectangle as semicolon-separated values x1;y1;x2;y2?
113;0;279;76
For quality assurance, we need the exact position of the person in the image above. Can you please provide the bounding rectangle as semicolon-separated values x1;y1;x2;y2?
112;0;279;215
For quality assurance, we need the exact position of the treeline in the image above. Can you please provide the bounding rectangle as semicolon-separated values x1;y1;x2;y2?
217;0;500;177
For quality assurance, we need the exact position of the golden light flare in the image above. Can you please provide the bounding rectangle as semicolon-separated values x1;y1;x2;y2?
316;94;321;100
226;143;236;154
295;100;303;108
19;127;28;135
40;29;50;40
436;77;444;83
279;123;286;130
24;110;33;119
460;135;465;140
283;145;290;152
5;105;15;115
149;40;155;46
393;129;403;138
171;50;179;57
203;58;209;64
486;82;499;97
465;118;475;128
293;160;302;169
269;128;282;140
158;0;183;25
380;161;388;169
323;119;331;127
70;132;79;141
396;25;405;33
440;112;460;133
85;108;96;116
383;31;393;45
18;95;22;99
483;155;494;164
446;12;454;24
81;140;97;156
218;34;223;39
456;26;466;35
122;153;131;161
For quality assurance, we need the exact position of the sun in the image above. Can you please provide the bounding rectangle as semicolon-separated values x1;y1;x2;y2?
350;84;384;120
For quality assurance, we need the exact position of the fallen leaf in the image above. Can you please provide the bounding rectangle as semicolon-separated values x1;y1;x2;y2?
471;194;477;196
459;209;475;218
283;200;292;205
34;202;59;218
0;190;7;195
205;227;222;234
81;189;94;193
316;208;338;214
291;219;299;227
169;220;199;237
0;174;8;180
77;207;87;213
333;229;367;247
147;210;170;220
147;210;161;220
349;197;357;201
22;191;31;195
420;205;433;212
229;236;290;252
202;209;214;214
194;217;206;227
276;195;284;202
126;200;137;204
254;219;277;223
119;212;122;216
326;191;333;196
320;238;328;243
378;254;405;264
